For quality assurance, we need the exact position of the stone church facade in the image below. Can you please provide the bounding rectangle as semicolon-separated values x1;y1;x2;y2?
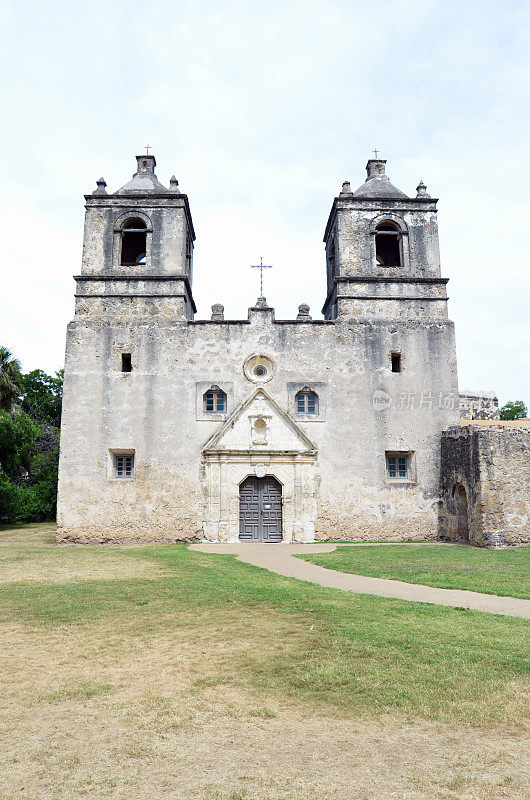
57;153;461;544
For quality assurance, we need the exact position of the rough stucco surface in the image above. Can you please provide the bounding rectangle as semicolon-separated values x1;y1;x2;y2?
459;392;500;421
439;425;530;546
57;156;463;544
57;312;459;543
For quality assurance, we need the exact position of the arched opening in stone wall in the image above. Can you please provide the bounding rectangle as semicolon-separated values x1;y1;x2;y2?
375;221;402;267
120;218;147;266
453;483;469;541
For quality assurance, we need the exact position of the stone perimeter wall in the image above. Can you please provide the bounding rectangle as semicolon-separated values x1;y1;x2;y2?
459;392;500;421
439;425;530;546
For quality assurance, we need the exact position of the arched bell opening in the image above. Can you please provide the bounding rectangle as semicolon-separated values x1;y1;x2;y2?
120;218;147;266
375;220;402;267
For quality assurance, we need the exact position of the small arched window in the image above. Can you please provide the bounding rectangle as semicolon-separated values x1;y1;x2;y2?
296;390;318;415
120;218;147;266
375;221;401;267
204;387;226;413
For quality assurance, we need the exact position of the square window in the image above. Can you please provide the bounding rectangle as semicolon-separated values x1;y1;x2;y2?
121;353;132;373
114;453;134;479
386;452;411;480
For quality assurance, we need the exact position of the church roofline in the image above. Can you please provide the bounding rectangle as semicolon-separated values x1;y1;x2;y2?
187;319;336;325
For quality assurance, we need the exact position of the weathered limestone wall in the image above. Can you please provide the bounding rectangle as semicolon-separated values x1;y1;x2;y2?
439;425;530;546
57;155;461;545
322;190;445;321
459;392;500;421
335;203;440;279
337;297;448;320
81;197;193;278
79;191;196;320
57;311;459;543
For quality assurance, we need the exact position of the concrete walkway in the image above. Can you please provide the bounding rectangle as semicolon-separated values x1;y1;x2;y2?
189;542;530;619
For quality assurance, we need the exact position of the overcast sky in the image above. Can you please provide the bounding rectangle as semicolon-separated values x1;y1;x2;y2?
1;0;529;405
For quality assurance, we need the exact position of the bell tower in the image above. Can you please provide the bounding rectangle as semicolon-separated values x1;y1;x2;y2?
75;153;196;320
322;158;447;321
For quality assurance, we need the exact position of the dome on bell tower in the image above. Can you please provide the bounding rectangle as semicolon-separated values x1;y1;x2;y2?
115;154;169;195
351;158;409;199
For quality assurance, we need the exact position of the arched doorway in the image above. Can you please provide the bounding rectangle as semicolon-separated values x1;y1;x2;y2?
453;483;469;541
239;476;283;542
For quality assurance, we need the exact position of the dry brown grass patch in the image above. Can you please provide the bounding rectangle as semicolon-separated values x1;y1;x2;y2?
1;620;528;799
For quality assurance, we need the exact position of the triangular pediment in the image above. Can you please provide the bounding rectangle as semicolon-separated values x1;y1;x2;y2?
203;389;317;454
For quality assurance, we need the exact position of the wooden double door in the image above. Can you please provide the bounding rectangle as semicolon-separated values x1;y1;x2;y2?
239;476;283;542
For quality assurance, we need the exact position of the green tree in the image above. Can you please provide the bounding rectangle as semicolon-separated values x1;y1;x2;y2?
0;349;63;524
0;410;59;522
0;410;41;478
500;400;528;420
0;346;23;412
14;424;60;522
20;369;64;428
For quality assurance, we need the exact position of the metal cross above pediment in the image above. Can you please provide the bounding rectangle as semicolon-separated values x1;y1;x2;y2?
250;257;272;297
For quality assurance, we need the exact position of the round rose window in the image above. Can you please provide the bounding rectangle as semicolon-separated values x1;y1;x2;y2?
243;354;275;383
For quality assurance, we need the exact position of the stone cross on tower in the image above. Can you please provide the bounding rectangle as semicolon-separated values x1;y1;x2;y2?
251;257;272;297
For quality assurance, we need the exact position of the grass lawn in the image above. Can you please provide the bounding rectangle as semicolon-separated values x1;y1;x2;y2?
0;525;529;800
297;544;530;599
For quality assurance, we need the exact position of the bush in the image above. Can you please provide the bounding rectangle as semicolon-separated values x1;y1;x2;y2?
15;482;57;523
0;470;20;521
